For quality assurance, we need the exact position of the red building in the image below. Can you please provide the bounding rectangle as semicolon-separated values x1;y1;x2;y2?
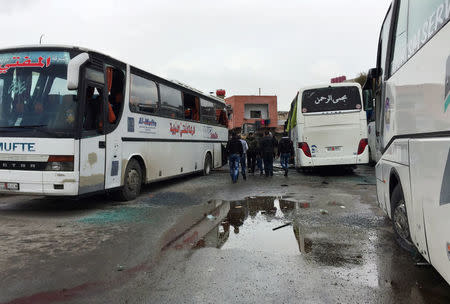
225;95;278;132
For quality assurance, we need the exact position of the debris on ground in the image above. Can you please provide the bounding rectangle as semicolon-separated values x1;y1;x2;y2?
299;202;310;208
206;214;216;221
272;223;292;231
322;181;329;184
116;265;125;271
319;209;329;215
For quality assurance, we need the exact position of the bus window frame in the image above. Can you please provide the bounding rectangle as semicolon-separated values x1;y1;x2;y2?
103;63;126;134
79;76;106;138
386;0;450;79
127;66;228;128
129;67;161;116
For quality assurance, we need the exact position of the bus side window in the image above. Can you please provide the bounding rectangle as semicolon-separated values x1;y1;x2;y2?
83;85;103;132
106;67;125;124
389;0;408;76
159;84;183;119
182;92;200;121
129;73;159;114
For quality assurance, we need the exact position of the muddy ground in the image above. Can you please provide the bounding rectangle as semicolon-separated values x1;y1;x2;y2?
0;166;449;303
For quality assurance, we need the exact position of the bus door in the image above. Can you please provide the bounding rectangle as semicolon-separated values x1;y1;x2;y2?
78;67;106;194
104;64;126;189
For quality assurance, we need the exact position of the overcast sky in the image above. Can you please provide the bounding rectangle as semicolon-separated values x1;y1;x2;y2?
2;0;391;110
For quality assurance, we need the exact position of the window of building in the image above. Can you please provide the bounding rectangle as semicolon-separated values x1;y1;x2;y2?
250;110;262;118
129;73;158;114
244;104;268;119
159;84;183;118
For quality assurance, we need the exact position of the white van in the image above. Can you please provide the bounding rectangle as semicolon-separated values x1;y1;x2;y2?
287;83;369;170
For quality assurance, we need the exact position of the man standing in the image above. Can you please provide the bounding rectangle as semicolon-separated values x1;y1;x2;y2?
226;132;243;183
239;135;249;180
260;131;276;177
246;132;257;175
256;132;264;176
278;132;294;177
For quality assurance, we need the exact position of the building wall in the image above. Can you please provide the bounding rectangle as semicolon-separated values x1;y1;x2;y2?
225;95;278;130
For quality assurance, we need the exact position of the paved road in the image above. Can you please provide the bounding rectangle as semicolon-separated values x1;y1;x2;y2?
0;166;449;303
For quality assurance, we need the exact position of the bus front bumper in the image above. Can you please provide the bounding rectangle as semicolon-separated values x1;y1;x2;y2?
0;170;79;196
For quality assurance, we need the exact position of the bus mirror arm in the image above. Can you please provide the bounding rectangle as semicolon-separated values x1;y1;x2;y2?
67;53;90;90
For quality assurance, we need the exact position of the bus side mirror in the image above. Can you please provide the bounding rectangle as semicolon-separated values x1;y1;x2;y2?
67;53;90;90
368;67;381;79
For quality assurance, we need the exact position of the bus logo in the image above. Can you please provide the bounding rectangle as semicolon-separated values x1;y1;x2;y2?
0;142;36;152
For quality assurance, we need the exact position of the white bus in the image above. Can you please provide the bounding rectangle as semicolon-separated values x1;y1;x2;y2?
367;0;450;284
286;83;369;170
0;45;228;200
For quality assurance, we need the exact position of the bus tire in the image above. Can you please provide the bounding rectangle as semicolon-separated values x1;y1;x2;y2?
203;153;212;176
391;184;417;254
119;159;142;201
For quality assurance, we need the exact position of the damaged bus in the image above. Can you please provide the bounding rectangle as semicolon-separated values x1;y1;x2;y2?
0;45;228;200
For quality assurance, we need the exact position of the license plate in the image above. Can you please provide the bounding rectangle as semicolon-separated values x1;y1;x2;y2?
0;182;19;190
326;146;342;152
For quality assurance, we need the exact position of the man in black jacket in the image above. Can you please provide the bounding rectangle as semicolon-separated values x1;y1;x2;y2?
278;132;295;177
226;132;243;183
260;131;277;177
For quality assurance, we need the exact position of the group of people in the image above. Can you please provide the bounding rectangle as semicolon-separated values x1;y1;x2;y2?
225;130;295;183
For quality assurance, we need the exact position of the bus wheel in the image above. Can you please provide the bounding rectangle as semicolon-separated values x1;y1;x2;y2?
120;159;142;201
391;184;417;254
203;153;212;176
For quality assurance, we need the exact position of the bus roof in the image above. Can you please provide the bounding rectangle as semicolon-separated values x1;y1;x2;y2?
0;44;226;105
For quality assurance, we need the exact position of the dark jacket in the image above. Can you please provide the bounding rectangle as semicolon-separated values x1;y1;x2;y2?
260;135;276;154
226;138;243;156
278;136;294;155
247;136;258;154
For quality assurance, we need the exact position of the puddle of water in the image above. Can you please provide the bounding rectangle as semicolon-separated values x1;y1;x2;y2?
164;196;364;268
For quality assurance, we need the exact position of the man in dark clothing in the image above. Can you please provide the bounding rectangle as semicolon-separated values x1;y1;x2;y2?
246;132;257;174
256;133;264;175
226;132;243;183
278;132;295;177
260;131;276;177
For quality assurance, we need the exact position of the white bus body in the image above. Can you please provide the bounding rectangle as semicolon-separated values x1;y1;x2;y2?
289;83;369;169
370;0;450;284
0;45;228;200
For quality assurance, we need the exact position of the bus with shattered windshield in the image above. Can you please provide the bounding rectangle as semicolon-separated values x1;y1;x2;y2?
0;45;228;200
286;82;369;170
365;0;450;284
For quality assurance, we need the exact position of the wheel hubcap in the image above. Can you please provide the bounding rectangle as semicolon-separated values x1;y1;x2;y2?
127;169;140;193
393;201;410;241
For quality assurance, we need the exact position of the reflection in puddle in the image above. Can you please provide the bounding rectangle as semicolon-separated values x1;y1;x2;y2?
166;196;364;268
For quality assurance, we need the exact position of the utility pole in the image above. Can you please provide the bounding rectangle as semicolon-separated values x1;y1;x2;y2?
259;88;261;96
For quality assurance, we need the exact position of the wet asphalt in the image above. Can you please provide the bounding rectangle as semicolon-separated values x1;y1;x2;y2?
0;165;449;303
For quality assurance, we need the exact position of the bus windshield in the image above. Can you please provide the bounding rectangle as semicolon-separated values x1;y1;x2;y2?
301;86;362;114
0;51;77;136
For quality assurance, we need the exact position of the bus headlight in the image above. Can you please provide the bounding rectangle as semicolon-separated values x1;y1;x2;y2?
46;155;74;171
